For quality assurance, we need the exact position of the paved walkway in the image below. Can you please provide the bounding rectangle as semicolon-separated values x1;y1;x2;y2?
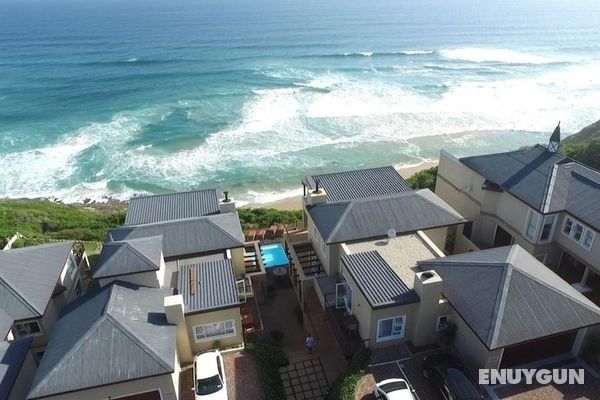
280;358;329;400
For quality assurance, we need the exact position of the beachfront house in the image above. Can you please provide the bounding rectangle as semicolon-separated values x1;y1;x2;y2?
288;166;467;354
418;245;600;369
26;282;179;400
93;189;265;362
435;125;600;304
0;241;86;361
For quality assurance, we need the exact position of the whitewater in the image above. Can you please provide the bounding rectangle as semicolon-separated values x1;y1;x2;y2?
1;0;600;203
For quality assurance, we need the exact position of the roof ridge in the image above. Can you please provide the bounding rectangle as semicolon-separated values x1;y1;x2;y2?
104;311;172;372
0;274;42;317
204;216;244;245
324;202;353;243
130;188;216;201
125;241;161;269
29;314;109;396
488;249;516;348
313;165;397;178
414;189;463;220
512;265;600;316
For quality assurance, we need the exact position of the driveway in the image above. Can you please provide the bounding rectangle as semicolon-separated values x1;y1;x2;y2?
355;358;444;400
179;351;262;400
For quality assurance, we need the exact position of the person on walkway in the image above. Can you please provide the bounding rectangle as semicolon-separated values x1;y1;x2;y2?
305;333;315;353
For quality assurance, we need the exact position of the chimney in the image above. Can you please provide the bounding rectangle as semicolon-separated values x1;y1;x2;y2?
548;121;561;153
305;178;328;206
412;270;444;347
164;295;193;363
219;190;236;213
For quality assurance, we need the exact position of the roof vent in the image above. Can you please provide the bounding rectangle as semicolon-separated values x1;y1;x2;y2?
421;272;435;280
387;229;396;239
223;191;231;203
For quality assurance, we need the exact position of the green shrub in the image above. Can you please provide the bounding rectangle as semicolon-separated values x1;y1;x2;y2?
405;166;438;192
245;342;289;400
326;349;370;400
238;208;302;230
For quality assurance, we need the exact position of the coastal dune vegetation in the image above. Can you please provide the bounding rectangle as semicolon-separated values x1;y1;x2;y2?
1;117;599;250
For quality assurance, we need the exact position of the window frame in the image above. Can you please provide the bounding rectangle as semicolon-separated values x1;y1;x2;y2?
523;209;540;242
436;315;451;332
562;217;575;237
12;320;43;339
582;229;596;251
376;315;406;343
193;320;236;343
539;214;557;244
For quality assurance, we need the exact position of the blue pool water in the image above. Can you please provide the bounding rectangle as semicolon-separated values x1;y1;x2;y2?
261;243;289;269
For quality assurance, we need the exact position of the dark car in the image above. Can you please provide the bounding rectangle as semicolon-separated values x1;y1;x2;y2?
422;354;485;400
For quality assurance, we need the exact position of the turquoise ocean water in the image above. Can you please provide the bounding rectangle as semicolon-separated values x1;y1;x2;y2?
1;0;600;203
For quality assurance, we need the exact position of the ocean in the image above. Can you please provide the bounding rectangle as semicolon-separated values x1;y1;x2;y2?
1;0;600;204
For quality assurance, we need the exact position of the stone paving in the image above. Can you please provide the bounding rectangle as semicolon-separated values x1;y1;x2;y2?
279;358;329;400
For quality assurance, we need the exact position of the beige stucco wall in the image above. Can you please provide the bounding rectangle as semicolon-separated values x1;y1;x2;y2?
306;214;340;276
8;350;36;400
229;247;246;277
34;372;179;400
451;307;502;370
185;307;243;354
422;226;448;254
436;151;485;216
555;213;600;271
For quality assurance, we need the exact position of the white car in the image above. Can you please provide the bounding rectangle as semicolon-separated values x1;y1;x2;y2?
193;350;227;400
373;378;416;400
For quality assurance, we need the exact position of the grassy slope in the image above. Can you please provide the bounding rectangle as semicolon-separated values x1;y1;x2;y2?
563;119;600;144
0;200;126;247
561;118;600;170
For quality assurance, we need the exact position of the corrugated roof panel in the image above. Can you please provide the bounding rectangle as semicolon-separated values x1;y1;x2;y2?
178;259;240;314
93;236;163;279
342;251;419;309
125;189;220;225
306;166;411;202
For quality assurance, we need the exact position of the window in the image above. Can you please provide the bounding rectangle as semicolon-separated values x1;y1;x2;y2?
539;215;556;243
582;229;596;251
562;217;574;236
194;320;235;342
13;321;42;338
573;223;584;242
436;315;450;331
523;210;540;241
462;221;473;240
376;316;406;342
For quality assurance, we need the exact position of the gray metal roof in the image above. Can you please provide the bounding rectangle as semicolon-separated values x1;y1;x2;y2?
304;166;412;202
418;245;600;349
0;241;73;322
309;189;465;244
125;189;220;225
342;251;419;309
460;145;600;231
178;259;240;314
0;308;13;340
93;236;163;279
0;337;33;400
108;213;245;259
27;282;176;399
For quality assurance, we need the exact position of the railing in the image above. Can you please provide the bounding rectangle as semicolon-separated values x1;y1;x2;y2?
323;297;367;358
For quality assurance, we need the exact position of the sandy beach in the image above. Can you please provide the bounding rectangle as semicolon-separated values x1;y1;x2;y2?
249;160;438;211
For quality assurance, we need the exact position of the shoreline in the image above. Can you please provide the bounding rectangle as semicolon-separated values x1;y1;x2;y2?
0;160;437;212
248;160;438;211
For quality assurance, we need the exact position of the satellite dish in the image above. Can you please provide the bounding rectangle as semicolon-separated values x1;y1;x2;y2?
387;229;396;239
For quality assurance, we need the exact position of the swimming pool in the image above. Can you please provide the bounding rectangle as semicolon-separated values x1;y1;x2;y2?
260;243;289;269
